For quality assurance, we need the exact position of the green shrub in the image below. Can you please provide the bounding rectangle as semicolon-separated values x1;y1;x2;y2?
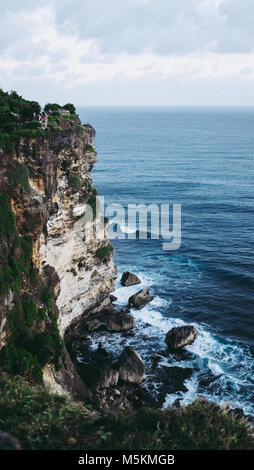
69;173;81;191
7;163;31;194
20;235;33;259
86;144;95;152
95;244;114;261
22;293;37;327
41;286;53;309
0;343;42;380
0;193;17;239
0;89;44;152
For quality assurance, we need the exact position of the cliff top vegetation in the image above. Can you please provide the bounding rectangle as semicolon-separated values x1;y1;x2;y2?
0;89;78;153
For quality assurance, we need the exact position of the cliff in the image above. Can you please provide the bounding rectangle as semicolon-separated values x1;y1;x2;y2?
0;115;117;397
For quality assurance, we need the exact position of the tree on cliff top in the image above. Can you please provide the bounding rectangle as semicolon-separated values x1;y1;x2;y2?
44;102;76;115
62;103;76;115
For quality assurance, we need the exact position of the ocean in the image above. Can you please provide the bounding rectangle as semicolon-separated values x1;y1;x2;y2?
77;106;254;415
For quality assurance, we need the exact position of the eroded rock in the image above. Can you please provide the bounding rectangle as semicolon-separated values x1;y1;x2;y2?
128;288;154;310
165;325;200;350
121;272;141;287
96;366;119;390
107;310;134;332
118;347;145;384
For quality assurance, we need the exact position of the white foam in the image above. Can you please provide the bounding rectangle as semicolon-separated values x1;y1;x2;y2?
87;270;254;416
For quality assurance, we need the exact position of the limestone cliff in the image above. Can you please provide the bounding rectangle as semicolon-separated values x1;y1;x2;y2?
0;116;117;397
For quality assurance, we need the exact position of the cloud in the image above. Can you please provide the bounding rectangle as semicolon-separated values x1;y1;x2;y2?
0;1;254;105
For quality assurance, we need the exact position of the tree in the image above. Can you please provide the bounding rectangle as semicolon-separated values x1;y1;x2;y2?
63;103;76;115
44;103;61;114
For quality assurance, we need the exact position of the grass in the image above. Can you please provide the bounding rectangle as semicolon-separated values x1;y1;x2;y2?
97;402;254;450
0;371;92;450
0;371;253;450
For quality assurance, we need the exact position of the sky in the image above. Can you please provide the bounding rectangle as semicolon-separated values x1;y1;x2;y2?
1;0;254;106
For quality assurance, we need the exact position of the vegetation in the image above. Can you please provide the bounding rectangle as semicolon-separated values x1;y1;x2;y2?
86;144;95;152
95;244;114;261
68;173;82;192
0;371;253;450
0;89;80;153
82;182;98;218
7;163;31;194
63;103;76;115
0;193;17;240
0;89;45;152
0;195;65;381
44;102;76;115
44;103;61;115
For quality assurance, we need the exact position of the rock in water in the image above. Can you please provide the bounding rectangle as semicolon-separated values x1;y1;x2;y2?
165;325;200;350
121;272;141;287
107;310;134;332
128;288;154;310
109;294;117;303
118;347;145;384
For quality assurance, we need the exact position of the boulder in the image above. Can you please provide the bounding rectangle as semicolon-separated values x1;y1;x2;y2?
128;288;154;310
121;272;141;287
118;347;145;384
96;366;119;390
109;294;117;303
0;431;21;450
87;319;103;332
165;325;200;350
107;310;134;332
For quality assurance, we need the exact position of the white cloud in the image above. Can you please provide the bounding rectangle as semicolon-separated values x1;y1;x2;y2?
0;1;254;104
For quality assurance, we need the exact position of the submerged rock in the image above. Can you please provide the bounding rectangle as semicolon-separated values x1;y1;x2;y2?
107;310;134;332
118;347;145;384
121;272;141;287
128;288;154;310
165;325;200;350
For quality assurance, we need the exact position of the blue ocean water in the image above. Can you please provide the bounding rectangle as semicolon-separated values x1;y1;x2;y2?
78;106;254;415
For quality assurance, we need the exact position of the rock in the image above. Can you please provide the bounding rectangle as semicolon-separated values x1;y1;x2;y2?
109;294;117;303
0;431;21;450
128;288;154;310
118;347;145;384
121;307;130;314
121;272;141;287
165;325;200;350
86;319;103;332
107;310;134;332
41;264;61;296
96;366;119;390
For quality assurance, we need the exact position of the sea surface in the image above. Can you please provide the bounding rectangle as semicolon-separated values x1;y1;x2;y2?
78;106;254;415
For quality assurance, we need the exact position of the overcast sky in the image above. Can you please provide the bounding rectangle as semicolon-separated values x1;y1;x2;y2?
1;0;254;106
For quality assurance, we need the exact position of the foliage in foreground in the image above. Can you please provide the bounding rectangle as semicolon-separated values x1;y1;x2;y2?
0;195;65;381
0;371;253;450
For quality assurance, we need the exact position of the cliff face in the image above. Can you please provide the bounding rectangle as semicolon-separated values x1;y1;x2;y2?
0;118;117;396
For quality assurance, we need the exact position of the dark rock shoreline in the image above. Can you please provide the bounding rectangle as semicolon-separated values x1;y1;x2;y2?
66;272;202;413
